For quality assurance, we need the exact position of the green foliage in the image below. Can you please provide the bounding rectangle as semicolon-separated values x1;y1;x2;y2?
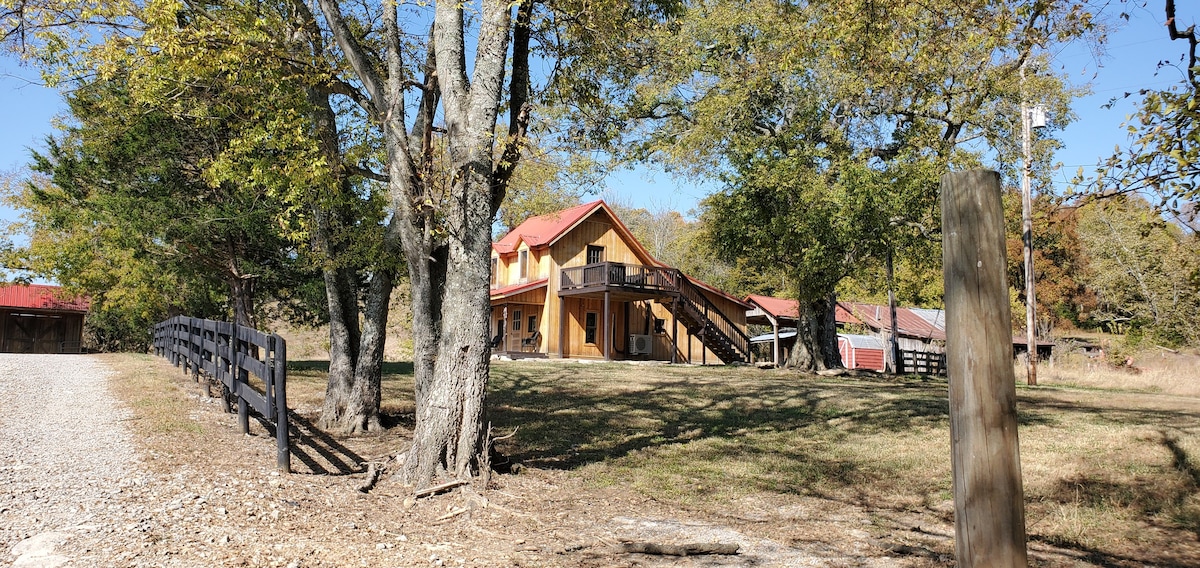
1075;196;1200;346
3;68;325;347
496;141;600;234
1002;190;1096;333
554;0;1093;299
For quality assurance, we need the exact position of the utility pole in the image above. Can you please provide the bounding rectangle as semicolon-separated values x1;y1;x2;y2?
1020;61;1040;386
886;247;901;374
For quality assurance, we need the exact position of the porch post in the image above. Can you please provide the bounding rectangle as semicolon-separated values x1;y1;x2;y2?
769;313;780;367
671;296;679;364
603;290;611;361
559;297;567;358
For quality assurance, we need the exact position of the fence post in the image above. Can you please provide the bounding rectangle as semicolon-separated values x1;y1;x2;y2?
232;326;249;435
190;317;200;383
174;317;183;368
219;322;231;413
273;336;290;473
941;169;1028;567
184;317;193;377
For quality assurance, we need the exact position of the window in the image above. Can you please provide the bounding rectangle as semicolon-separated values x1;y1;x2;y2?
585;312;598;344
586;245;605;265
513;309;522;331
527;315;537;333
654;318;666;334
490;257;497;287
517;250;529;281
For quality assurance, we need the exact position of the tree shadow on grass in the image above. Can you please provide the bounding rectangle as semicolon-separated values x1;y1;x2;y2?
487;366;956;477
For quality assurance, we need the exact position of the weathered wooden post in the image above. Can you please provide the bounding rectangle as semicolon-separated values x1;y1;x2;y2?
272;335;291;473
941;169;1028;567
233;327;250;435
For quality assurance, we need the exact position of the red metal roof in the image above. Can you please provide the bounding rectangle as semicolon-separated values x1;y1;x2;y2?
834;303;864;325
746;294;800;319
745;294;942;340
493;200;608;254
490;279;548;300
0;284;89;312
839;302;946;341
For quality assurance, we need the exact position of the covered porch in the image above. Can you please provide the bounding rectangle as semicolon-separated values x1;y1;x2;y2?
557;262;681;362
490;279;549;357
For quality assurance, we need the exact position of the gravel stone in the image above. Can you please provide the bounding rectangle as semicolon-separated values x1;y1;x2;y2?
1;355;139;566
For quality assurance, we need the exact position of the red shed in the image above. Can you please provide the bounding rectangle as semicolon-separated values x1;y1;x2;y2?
0;284;89;353
838;333;886;371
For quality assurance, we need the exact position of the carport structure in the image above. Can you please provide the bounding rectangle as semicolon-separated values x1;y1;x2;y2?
0;284;89;353
744;294;800;367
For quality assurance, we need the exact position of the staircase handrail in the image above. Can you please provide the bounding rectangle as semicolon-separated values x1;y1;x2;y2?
671;271;751;361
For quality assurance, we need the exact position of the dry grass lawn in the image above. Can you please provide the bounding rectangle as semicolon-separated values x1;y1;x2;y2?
114;344;1200;566
272;354;1200;566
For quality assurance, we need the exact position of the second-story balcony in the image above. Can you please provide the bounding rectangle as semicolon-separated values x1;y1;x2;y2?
558;262;680;299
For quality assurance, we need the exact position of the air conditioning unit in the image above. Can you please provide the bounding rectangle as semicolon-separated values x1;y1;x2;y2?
629;334;653;355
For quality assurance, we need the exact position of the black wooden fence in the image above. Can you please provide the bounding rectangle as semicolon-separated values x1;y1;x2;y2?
153;316;290;472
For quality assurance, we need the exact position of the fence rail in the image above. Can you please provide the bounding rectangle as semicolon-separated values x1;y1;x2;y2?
153;316;290;472
901;349;947;376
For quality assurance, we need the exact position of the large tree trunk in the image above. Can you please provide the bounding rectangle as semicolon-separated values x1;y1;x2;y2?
299;71;396;434
314;0;525;488
344;267;395;433
317;259;364;431
404;177;494;486
787;292;843;371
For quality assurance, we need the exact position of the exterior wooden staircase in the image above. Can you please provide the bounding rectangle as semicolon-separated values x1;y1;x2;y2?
558;261;752;364
664;273;751;364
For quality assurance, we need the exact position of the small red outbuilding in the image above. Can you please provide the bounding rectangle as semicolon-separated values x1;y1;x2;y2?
837;333;886;371
0;284;89;353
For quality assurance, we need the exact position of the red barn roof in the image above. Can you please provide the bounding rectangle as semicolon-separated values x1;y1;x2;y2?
0;284;90;313
746;294;800;320
839;302;946;341
493;200;608;254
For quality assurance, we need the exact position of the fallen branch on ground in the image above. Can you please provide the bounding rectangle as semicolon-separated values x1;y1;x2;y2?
415;479;469;499
615;542;740;556
434;506;470;523
356;462;382;493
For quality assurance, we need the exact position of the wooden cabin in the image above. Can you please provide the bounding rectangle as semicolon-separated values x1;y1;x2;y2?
0;284;89;354
490;200;751;364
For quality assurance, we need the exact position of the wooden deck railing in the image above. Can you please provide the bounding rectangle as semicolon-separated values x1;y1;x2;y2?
559;262;679;293
153;316;290;472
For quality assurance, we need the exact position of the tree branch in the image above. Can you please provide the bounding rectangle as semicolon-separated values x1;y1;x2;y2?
491;0;534;215
347;163;388;183
1166;0;1199;85
314;0;388;118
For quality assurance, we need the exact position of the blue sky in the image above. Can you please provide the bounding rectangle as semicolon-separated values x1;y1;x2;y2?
0;5;1190;229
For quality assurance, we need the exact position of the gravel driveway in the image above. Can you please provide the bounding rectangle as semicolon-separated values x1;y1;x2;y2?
0;354;142;568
